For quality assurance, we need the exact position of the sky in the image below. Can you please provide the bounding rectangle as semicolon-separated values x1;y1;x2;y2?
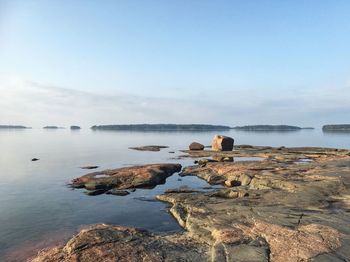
0;0;350;127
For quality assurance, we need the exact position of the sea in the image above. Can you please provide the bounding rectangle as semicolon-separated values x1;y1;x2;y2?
0;128;349;261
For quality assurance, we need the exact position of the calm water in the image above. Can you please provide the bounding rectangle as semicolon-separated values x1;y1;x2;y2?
0;128;350;261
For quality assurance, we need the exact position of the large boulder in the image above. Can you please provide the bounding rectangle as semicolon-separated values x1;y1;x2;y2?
189;142;205;151
212;135;234;151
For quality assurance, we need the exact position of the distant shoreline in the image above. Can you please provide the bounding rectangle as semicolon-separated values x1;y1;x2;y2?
232;125;314;131
90;124;231;132
0;125;30;129
322;124;350;132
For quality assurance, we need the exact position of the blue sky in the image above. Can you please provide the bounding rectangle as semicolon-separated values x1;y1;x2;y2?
0;0;350;127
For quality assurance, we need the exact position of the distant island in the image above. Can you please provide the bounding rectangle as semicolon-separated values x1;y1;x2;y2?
322;125;350;132
43;126;65;129
70;125;81;130
91;124;231;131
232;125;314;131
0;125;30;129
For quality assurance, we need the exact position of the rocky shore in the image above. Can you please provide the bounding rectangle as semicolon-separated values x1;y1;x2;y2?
71;163;182;194
29;144;350;262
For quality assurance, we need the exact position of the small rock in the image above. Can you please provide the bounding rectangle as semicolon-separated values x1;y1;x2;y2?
169;151;175;153
189;142;205;151
84;189;107;196
212;135;234;151
31;158;39;161
194;159;218;166
106;189;130;196
129;145;168;152
225;180;242;187
80;166;99;169
165;186;199;194
85;182;110;190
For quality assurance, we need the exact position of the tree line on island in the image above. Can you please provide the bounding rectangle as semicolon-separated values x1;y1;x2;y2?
1;124;350;132
90;124;231;131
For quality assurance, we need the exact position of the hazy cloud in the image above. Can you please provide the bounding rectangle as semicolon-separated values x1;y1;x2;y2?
0;77;349;128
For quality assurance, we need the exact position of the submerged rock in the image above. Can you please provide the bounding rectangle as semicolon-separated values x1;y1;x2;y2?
189;142;205;151
71;163;182;192
212;135;234;151
133;197;158;202
129;145;169;152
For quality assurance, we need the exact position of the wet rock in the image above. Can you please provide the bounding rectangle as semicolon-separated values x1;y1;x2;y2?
70;125;81;130
194;158;218;166
84;189;107;196
169;151;175;153
212;135;234;151
71;163;182;191
106;189;129;196
165;186;200;194
189;142;205;151
129;145;168;152
31;158;39;161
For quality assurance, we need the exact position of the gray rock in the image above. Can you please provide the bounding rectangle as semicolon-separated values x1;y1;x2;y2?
106;189;130;196
189;142;205;151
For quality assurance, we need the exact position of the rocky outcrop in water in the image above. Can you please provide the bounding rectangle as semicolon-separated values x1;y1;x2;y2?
80;166;99;170
129;145;169;152
212;135;234;151
189;142;204;150
71;163;182;192
30;146;350;262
